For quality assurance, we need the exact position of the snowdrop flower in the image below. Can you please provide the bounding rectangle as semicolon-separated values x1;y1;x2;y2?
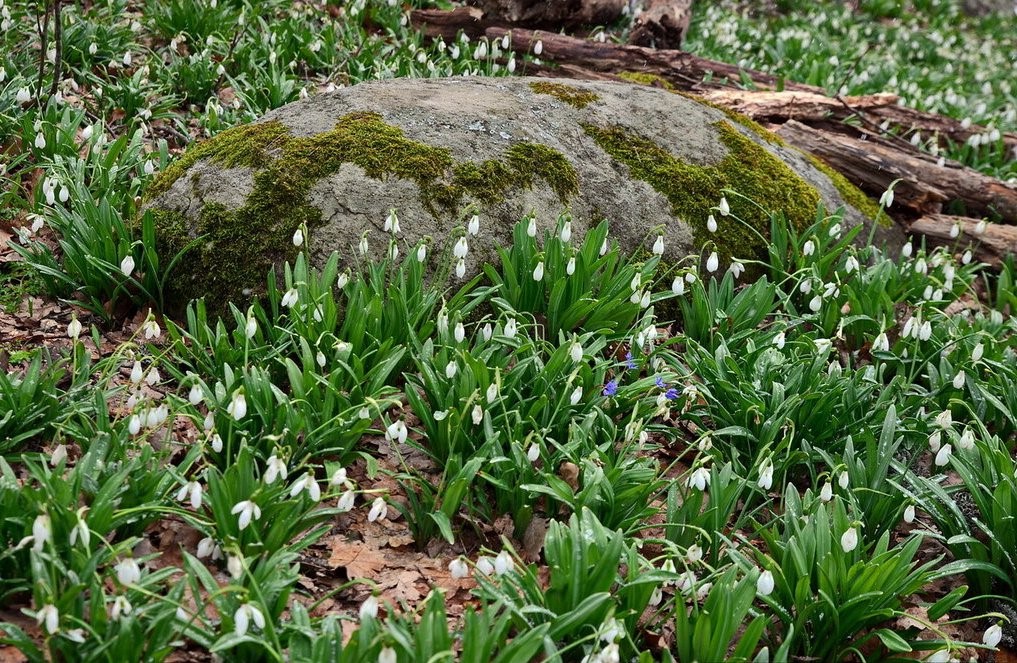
120;255;135;277
379;647;397;663
570;386;583;405
445;361;457;379
234;603;265;636
952;370;966;389
32;514;52;552
65;628;86;643
757;570;775;596
231;500;262;530
385;420;408;444
368;497;388;522
209;432;223;453
972;342;984;362
290;473;321;501
188;382;204;404
840;526;859;553
143;159;155;176
844;256;859;273
707;214;718;233
142;316;161;340
526;216;538;238
337;490;356;512
652;234;664;255
729;261;745;279
838;471;850;489
903;505;916;523
570;341;583;363
758;459;774;490
476;556;495;576
958;427;975;450
935;409;952;430
17;87;32;104
503;318;517;339
809;295;823;312
454;322;466;344
358;594;379;621
494;550;514;575
927;650;951;663
358;234;369;255
336;272;349;289
872;332;889;353
281;288;299;308
672;276;685;295
533;39;543;55
706;252;719;273
527;443;540;463
227;389;247;421
630;273;641;292
455;258;466;279
829;223;842;238
717;196;730;216
600;237;609;256
416;243;427;262
983;623;1003;648
115;557;142;585
935;443;953;466
37;605;59;635
67;317;82;339
799;279;812;294
975;219;988;235
122;51;132;66
687;466;710;491
176;481;203;510
686;544;703;564
929;431;942;452
471;404;483;425
532;261;544;281
69;507;90;548
879;187;894;209
918;320;932;341
803;239;815;256
292;227;304;247
819;480;833;502
565;256;576;276
111;595;133;621
35;132;47;150
467;214;479;236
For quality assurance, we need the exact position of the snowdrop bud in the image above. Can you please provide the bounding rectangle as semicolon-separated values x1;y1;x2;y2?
672;276;685;295
281;288;298;308
527;443;540;463
359;234;369;255
974;219;988;235
228;390;247;421
494;550;514;575
901;242;913;258
718;196;730;216
123;51;132;66
51;444;68;466
226;554;242;578
379;648;397;663
449;557;469;579
652;235;664;255
903;505;916;523
756;570;775;596
534;40;543;55
819;481;833;502
445;361;457;379
566;256;576;275
879;187;894;208
37;605;59;635
454;322;465;344
34;132;46;149
560;220;572;243
455;259;466;279
840;526;858;553
809;295;822;312
67;317;82;339
600;237;609;256
292;228;303;247
640;290;651;308
486;382;498;403
482;323;493;341
526;216;537;237
707;215;718;233
416;242;427;262
958;427;975;450
368;496;388;522
471;404;483;425
130;360;144;384
120;254;135;277
983;624;1003;648
532;261;544;281
972;343;984;362
935;443;952;466
929;430;942;452
952;370;965;389
706;252;718;272
81;124;94;141
467;214;479;235
570;386;582;405
570;341;583;363
210;432;222;452
838;471;849;489
503;318;517;339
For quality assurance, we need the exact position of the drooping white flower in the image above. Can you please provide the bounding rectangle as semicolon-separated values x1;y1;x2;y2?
570;386;583;405
566;256;576;275
176;481;203;510
231;499;262;530
957;427;975;450
717;196;730;216
685;544;703;564
70;508;90;548
840;526;859;553
17;87;32;104
67;317;82;339
819;481;833;502
476;556;495;576
809;295;823;312
227;389;247;421
35;132;46;149
757;570;775;596
532;261;544;281
983;623;1003;648
707;215;718;233
115;557;142;585
672;276;685;295
952;370;965;389
33;514;52;552
385;420;408;444
527;443;540;463
337;490;356;512
359;234;369;255
687;467;710;491
493;550;514;575
120;254;135;277
879;187;894;209
290;473;321;501
706;252;719;273
455;258;466;279
111;595;133;621
453;236;469;259
234;603;265;636
454;322;466;344
935;409;953;430
368;497;388;522
209;432;223;452
292;227;304;247
379;646;397;663
448;557;469;579
972;343;984;362
935;443;953;467
838;471;850;489
758;460;774;491
652;235;665;255
467;214;479;236
417;243;427;262
503;318;517;339
903;505;916;523
37;604;59;635
471;404;483;425
729;261;745;279
533;40;543;55
281;288;299;308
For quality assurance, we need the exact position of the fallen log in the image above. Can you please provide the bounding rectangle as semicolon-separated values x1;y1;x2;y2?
776;120;1017;224
464;0;628;28
629;0;693;49
909;214;1017;267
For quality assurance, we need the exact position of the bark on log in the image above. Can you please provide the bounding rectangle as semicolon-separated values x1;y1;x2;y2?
776;120;1017;224
910;214;1017;267
629;0;693;50
464;0;628;27
701;89;1017;155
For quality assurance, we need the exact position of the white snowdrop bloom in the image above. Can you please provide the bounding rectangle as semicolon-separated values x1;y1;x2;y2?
929;430;942;452
384;210;400;233
872;332;889;353
729;261;745;279
379;647;397;663
683;544;703;565
918;321;932;341
494;550;514;575
507;55;516;72
677;570;697;593
35;132;46;150
757;570;775;596
935;443;953;466
527;443;540;463
142;317;161;339
130;360;144;384
65;628;86;644
652;235;665;255
914;257;927;275
264;455;287;484
445;361;458;379
600;237;609;256
368;497;388;522
227;390;247;421
829;223;842;238
453;322;466;344
455;258;466;279
533;40;543;55
292;227;304;247
961;249;972;265
569;341;583;363
904;505;916;523
281;288;299;308
948;222;961;239
449;557;469;579
799;279;812;294
570;386;583;405
803;239;815;256
17;87;32;104
718;196;730;216
840;526;859;553
901;242;913;258
337;272;349;289
902;316;917;339
290;472;321;501
809;295;823;312
330;467;348;487
640;290;651;308
527;216;538;237
110;595;133;621
315;350;327;367
209;432;223;452
501;34;510;49
983;624;1003;648
952;370;965;389
958;428;975;450
66;315;83;338
433;410;448;421
758;460;774;490
359;235;369;255
120;254;135;277
467;214;479;236
927;650;951;663
143;159;155;176
37;605;59;635
819;481;833;502
503;318;517;339
972;343;984;362
58;185;69;203
672;276;685;295
234;603;265;636
630;273;641;292
705;252;719;273
566;256;576;275
532;261;544;281
879;187;894;209
337;490;356;512
687;466;711;491
122;50;133;66
385;420;408;444
417;243;427;262
471;404;483;425
145;367;161;386
231;500;262;530
838;471;850;489
974;219;988;235
115;557;142;585
474;40;488;59
176;481;203;510
707;214;718;233
437;310;449;335
32;514;52;553
844;256;859;273
50;444;67;467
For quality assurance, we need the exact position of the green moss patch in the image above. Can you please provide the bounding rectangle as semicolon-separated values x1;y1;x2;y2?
582;119;821;261
146;112;579;310
804;153;883;223
529;81;600;109
617;72;676;91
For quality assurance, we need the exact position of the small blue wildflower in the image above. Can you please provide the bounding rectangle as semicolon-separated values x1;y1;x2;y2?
625;352;637;370
603;379;618;397
665;387;679;400
655;376;666;389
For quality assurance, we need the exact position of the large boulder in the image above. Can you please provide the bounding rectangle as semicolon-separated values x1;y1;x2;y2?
145;76;897;309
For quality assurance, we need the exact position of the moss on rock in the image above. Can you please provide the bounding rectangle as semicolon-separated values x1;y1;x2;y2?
582;119;821;261
147;112;580;309
617;72;676;91
529;81;601;108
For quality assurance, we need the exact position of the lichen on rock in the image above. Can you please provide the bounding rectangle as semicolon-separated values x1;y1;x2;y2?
529;81;601;108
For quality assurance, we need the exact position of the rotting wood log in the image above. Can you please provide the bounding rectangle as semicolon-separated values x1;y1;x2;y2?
464;0;629;28
776;120;1017;224
700;89;1017;155
629;0;693;50
909;214;1017;267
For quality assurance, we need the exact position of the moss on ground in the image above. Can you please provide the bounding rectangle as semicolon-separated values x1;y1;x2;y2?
582;119;821;261
803;153;883;223
146;112;579;309
529;81;600;109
